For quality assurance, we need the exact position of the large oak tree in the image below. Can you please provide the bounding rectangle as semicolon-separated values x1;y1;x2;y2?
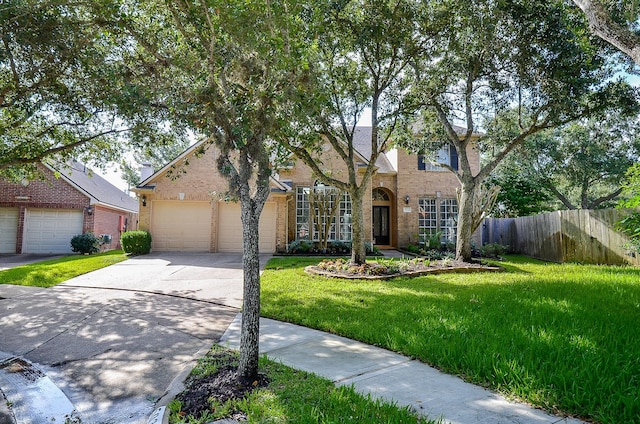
407;0;637;261
93;0;315;381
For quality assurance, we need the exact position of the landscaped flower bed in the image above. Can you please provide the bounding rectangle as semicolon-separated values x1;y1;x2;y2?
305;257;502;280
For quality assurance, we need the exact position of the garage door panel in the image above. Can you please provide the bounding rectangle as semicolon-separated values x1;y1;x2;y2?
0;208;18;253
151;201;212;251
218;202;276;253
24;209;84;254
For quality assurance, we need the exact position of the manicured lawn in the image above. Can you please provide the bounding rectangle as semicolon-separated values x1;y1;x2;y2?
0;250;128;288
261;255;640;424
169;345;433;424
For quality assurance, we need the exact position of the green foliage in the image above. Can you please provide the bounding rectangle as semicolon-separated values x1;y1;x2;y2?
0;0;128;177
615;212;640;253
478;243;509;259
287;239;313;254
70;233;101;254
0;251;127;288
262;256;640;423
169;346;432;424
120;231;152;255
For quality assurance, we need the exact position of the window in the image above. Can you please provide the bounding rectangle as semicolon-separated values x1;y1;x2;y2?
418;144;459;171
440;199;458;244
296;186;352;242
418;198;458;244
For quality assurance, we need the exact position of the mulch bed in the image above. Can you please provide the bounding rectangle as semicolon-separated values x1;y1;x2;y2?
305;258;503;280
173;350;268;422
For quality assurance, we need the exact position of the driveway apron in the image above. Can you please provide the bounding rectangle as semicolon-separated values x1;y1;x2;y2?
0;252;260;423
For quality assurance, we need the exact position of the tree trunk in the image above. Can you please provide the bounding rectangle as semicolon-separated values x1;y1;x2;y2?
456;181;476;262
349;189;367;265
238;197;262;383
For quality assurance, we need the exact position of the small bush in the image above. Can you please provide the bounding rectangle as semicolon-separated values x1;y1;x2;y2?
70;233;101;254
615;211;640;253
479;243;509;258
121;231;152;255
288;239;313;254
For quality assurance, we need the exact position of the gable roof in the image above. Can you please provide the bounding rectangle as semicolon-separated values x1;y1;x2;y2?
49;162;139;213
133;137;291;192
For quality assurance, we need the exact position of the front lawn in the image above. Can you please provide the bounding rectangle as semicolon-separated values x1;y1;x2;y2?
0;250;128;288
169;345;434;423
261;255;640;424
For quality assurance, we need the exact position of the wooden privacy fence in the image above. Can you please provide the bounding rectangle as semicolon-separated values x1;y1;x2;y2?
482;209;640;265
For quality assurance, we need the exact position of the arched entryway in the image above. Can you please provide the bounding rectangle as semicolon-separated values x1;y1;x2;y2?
372;187;394;247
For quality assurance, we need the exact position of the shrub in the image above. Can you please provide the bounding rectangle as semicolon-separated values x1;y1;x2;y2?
288;239;313;254
70;233;100;254
121;231;152;255
615;211;640;253
479;243;509;258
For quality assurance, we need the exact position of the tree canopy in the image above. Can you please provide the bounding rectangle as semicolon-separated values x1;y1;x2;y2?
0;0;128;179
401;0;638;260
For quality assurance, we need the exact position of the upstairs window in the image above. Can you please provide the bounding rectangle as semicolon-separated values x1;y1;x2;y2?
418;145;458;171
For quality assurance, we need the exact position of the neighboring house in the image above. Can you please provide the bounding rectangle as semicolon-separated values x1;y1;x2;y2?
0;162;138;254
133;127;480;253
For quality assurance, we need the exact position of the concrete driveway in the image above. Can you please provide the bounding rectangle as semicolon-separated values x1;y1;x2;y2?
0;252;269;423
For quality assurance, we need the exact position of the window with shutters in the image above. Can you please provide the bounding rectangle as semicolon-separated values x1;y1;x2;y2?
418;145;458;171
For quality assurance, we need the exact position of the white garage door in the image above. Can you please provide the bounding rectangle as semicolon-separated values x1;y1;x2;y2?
23;209;84;254
151;201;212;251
217;202;276;253
0;208;18;253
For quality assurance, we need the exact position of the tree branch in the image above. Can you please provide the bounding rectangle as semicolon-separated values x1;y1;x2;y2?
573;0;640;65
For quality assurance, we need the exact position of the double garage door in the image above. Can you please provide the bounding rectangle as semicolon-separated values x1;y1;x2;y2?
151;201;276;253
0;208;83;254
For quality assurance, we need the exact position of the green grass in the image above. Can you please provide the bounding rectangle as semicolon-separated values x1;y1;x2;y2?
0;250;128;288
260;255;640;424
169;345;434;424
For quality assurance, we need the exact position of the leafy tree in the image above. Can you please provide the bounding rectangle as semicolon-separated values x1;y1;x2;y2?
489;111;640;215
406;0;637;261
616;163;640;252
0;0;128;178
280;0;434;265
94;0;315;381
120;138;192;188
573;0;640;65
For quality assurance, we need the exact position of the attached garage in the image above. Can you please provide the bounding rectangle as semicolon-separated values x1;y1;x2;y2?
217;202;277;253
151;201;212;251
23;209;83;254
0;208;18;253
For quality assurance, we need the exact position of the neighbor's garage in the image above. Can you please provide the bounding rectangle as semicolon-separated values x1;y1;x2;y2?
151;201;212;251
23;208;83;254
217;202;276;253
0;207;18;253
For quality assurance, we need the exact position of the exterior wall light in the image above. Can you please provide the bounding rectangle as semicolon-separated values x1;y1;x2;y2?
86;205;94;215
404;195;410;205
141;195;147;207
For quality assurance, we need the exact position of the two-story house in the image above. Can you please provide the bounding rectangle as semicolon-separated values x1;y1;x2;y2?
133;127;480;253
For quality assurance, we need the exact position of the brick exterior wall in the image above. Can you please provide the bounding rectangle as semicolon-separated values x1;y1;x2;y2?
136;138;482;252
0;164;137;253
92;205;137;250
0;164;90;253
137;144;288;252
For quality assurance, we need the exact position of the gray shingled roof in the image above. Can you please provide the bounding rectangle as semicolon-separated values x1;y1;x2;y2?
53;162;139;213
351;126;396;174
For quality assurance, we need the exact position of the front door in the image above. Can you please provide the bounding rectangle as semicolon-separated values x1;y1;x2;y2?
373;206;390;245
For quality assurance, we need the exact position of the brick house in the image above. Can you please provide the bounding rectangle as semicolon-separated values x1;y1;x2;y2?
133;127;480;253
0;162;138;254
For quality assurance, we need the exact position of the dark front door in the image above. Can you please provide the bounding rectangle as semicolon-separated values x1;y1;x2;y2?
373;206;390;245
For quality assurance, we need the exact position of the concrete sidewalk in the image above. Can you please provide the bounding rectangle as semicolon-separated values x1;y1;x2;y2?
220;314;585;424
